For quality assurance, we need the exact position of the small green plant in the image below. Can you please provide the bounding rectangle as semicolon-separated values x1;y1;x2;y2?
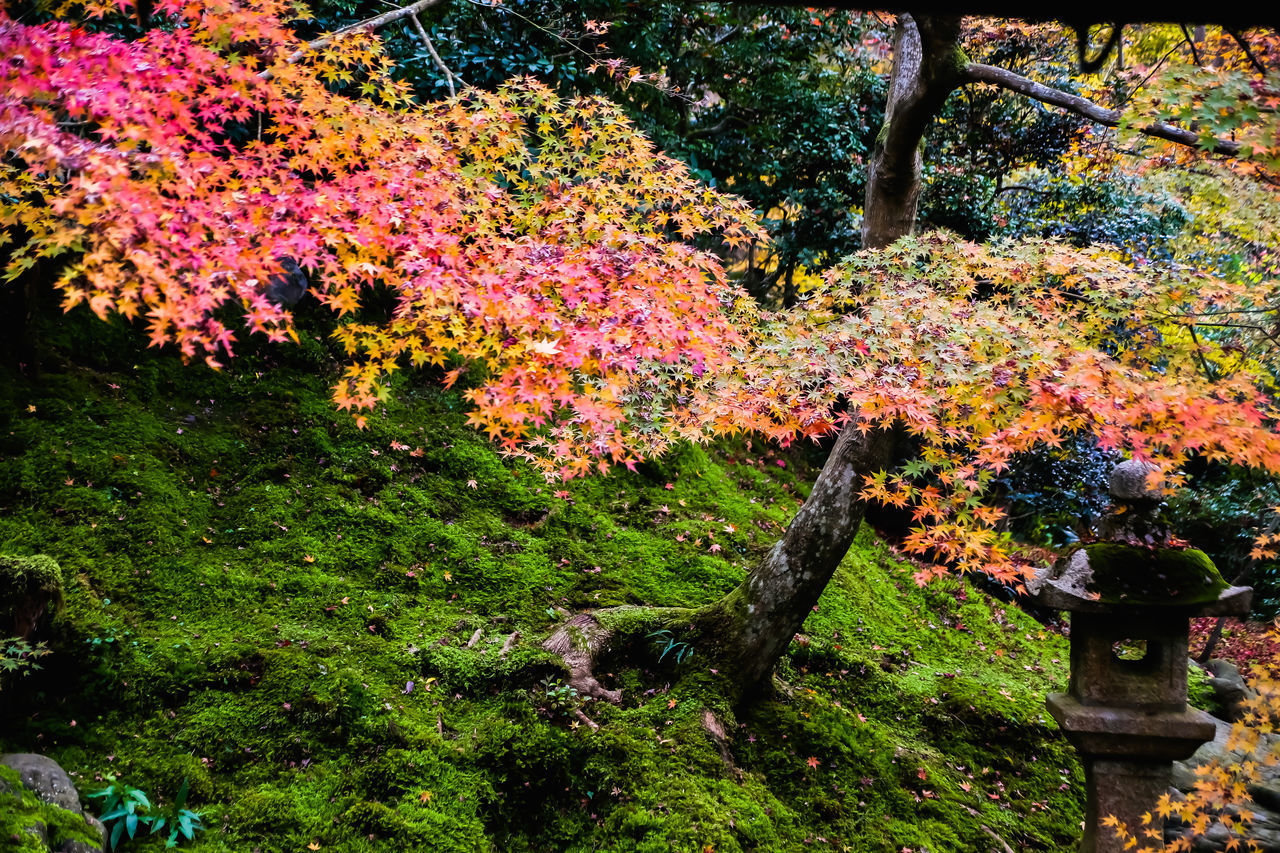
91;775;152;851
537;677;582;717
149;779;204;849
0;637;50;680
647;629;694;664
91;776;204;850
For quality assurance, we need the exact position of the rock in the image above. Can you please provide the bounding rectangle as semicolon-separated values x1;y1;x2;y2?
0;754;82;814
0;554;63;639
0;756;103;852
1206;659;1247;695
58;836;104;853
1110;459;1163;502
1169;720;1280;851
264;256;309;307
1250;780;1280;815
1206;658;1257;721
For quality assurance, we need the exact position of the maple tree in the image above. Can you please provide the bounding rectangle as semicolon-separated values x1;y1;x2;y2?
0;0;759;465
657;11;1280;694
8;0;1280;715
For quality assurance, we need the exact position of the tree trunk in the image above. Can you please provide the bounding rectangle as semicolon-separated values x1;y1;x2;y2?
692;426;895;695
862;14;965;250
693;13;965;701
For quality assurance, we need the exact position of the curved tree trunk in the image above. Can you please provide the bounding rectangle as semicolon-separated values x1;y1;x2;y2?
691;426;895;694
694;13;965;701
862;14;966;250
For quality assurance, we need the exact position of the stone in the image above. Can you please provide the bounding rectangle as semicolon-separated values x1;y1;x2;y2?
1110;459;1164;502
58;837;103;853
1205;658;1257;721
0;554;63;639
1031;459;1255;853
1205;659;1247;695
1167;720;1280;852
0;756;104;852
55;816;106;853
1249;780;1280;814
264;256;309;307
0;754;82;814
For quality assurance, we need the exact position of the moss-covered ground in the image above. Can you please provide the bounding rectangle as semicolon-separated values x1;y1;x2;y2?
0;306;1085;851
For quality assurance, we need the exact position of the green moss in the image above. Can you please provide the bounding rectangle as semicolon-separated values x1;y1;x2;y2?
1187;663;1221;715
1083;543;1227;605
0;554;63;636
0;765;101;852
0;306;1085;852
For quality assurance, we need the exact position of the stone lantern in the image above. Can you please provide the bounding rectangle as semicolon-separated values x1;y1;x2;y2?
1029;460;1252;853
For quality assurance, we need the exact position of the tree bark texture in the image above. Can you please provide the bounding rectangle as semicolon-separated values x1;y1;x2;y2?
861;14;965;250
694;427;896;696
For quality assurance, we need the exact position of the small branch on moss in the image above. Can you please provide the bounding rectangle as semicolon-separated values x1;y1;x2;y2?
500;630;520;658
958;804;1015;853
466;627;483;649
980;824;1015;853
571;707;599;731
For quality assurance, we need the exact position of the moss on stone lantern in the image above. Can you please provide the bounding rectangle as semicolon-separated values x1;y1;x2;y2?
1029;460;1251;853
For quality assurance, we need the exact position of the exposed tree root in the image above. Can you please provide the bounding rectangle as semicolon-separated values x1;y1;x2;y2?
701;709;744;782
542;614;623;703
541;606;691;705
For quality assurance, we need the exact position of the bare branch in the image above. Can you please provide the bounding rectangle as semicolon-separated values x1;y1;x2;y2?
1179;23;1202;67
965;62;1242;157
1227;27;1269;75
407;11;458;97
261;0;447;79
993;184;1053;196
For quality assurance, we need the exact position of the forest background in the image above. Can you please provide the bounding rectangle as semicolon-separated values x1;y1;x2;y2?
4;1;1280;851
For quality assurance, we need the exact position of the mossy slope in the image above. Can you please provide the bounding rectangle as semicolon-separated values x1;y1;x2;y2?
0;307;1082;851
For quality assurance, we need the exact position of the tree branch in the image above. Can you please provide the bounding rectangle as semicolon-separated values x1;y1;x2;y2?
994;184;1052;196
261;0;447;79
1179;23;1202;67
1227;27;1268;75
964;62;1242;157
407;10;458;97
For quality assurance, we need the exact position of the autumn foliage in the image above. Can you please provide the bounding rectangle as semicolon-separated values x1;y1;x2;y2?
690;234;1280;582
7;1;1280;590
0;0;760;473
1106;678;1280;852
